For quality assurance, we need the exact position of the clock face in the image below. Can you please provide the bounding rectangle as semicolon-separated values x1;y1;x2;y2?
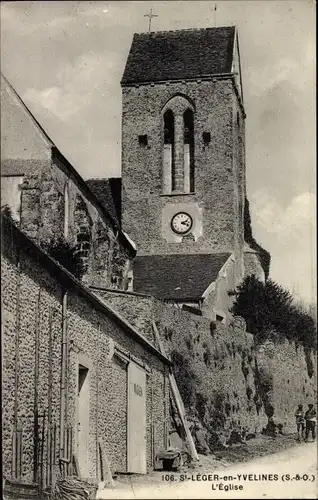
171;212;193;235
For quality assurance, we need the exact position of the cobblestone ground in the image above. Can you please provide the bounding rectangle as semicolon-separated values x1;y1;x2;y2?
97;438;317;499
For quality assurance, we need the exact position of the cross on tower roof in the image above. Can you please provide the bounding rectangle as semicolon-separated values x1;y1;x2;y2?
144;8;158;32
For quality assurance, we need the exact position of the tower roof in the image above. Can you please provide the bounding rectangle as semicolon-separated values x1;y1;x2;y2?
121;26;236;85
133;253;231;301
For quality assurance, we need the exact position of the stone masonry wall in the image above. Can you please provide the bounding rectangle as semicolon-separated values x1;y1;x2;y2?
1;227;169;485
3;155;132;289
92;288;317;446
121;78;245;261
256;339;317;433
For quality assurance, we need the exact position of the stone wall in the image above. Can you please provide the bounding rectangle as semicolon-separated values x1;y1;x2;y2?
2;155;134;288
256;339;317;433
244;249;265;283
121;78;245;265
92;288;317;446
1;221;169;484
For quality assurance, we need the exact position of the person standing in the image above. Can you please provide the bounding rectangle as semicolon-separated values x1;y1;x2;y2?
305;404;316;442
295;404;305;441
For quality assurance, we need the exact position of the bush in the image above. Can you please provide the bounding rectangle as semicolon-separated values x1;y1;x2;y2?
44;238;85;280
244;198;271;278
170;350;197;407
209;391;226;430
196;393;208;423
203;346;212;367
231;275;317;351
1;204;17;223
246;386;253;400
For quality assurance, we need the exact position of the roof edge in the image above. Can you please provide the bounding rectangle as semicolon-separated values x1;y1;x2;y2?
121;72;235;87
89;284;152;299
1;72;54;148
133;25;237;37
1;216;169;365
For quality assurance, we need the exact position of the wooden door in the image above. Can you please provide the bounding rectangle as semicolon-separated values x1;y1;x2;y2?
127;362;147;473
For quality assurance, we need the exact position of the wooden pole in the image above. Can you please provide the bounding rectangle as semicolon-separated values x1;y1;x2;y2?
40;411;46;492
59;292;68;462
47;308;53;486
33;289;41;483
12;431;17;478
14;251;21;456
169;373;199;461
98;439;114;488
96;324;100;481
151;322;199;461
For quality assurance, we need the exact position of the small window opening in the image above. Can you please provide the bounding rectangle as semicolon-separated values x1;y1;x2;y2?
78;365;89;393
138;135;148;146
202;132;211;144
216;314;224;322
111;276;118;285
236;112;240;127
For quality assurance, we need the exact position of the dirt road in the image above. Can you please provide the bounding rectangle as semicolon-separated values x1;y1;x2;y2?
97;442;317;499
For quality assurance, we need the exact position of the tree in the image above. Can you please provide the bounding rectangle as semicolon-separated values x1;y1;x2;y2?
244;198;271;279
231;275;317;350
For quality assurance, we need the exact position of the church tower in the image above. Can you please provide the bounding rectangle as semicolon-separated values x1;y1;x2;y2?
121;26;246;310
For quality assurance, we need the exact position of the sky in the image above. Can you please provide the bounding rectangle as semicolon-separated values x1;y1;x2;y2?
1;0;316;304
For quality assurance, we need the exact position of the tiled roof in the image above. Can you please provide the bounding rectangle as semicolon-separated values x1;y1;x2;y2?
86;178;121;226
122;26;235;85
133;253;231;300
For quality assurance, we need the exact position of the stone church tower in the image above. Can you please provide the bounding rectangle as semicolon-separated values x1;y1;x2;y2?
121;26;248;317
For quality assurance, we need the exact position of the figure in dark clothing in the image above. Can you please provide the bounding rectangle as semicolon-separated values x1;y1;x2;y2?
305;404;316;442
294;404;305;441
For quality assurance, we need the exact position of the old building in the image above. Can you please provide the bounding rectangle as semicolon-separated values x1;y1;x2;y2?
119;26;265;320
1;197;170;489
1;73;135;290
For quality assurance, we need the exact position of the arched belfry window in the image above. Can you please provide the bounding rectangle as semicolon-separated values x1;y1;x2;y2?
164;110;174;145
163;110;175;193
162;95;195;194
184;109;195;193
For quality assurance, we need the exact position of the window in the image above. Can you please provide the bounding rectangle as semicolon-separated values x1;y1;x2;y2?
162;95;195;194
164;110;174;145
202;132;211;145
163;110;175;193
64;182;69;238
184;109;194;192
138;135;148;146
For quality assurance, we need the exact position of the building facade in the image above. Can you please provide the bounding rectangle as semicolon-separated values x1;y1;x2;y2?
2;217;170;487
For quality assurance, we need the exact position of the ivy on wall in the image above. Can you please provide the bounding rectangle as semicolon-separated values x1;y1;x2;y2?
244;197;271;279
44;238;85;280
